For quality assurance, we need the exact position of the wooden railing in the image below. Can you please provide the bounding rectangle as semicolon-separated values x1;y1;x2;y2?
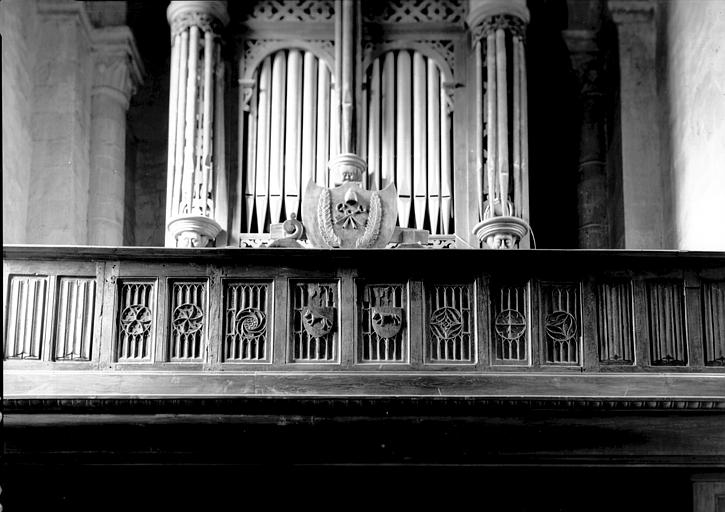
4;245;725;403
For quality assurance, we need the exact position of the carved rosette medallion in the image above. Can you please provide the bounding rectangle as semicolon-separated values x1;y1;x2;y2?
371;306;403;339
303;154;398;248
120;305;152;336
495;308;526;341
430;306;463;340
545;311;577;342
235;307;267;340
172;303;204;335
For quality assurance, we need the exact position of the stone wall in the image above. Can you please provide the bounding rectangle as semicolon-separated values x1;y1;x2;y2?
1;0;38;244
663;0;725;250
27;3;93;244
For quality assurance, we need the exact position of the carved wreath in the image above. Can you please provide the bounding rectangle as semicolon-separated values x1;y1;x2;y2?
318;189;342;247
355;191;382;248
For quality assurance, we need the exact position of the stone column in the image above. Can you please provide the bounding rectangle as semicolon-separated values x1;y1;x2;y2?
467;0;531;249
88;27;144;246
608;0;666;248
165;1;229;247
563;29;610;248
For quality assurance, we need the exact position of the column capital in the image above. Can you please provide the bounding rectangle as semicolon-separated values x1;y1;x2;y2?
467;0;528;43
467;0;529;30
562;30;605;96
91;26;145;109
167;1;229;39
608;0;656;25
37;0;94;41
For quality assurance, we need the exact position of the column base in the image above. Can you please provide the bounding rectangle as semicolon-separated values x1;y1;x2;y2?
167;215;222;247
473;216;530;249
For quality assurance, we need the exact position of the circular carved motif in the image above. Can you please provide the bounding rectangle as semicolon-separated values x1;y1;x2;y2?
495;309;526;341
545;311;577;342
172;303;204;335
236;308;266;339
120;305;152;336
430;307;463;340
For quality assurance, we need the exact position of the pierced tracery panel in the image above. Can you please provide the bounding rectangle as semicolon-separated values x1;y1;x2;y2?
4;275;48;360
702;281;725;366
646;281;688;366
241;1;335;22
117;281;156;362
223;281;270;362
360;284;406;363
426;284;473;363
169;281;207;361
363;0;466;24
492;283;528;364
291;281;338;362
54;277;96;361
541;283;581;365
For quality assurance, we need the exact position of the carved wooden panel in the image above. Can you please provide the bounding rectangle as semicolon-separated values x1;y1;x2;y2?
492;283;528;364
291;281;338;362
646;281;688;366
54;277;96;361
241;1;335;22
359;284;406;363
596;280;634;364
426;284;473;363
541;283;581;365
363;0;466;24
4;275;48;360
701;281;725;366
223;281;271;362
116;281;156;362
169;280;207;361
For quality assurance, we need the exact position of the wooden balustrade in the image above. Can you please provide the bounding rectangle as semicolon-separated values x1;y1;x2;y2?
3;246;725;402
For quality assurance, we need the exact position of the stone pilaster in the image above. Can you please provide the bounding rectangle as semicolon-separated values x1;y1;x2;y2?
28;1;94;244
608;0;666;248
165;1;229;247
468;0;531;249
87;27;144;246
563;29;610;249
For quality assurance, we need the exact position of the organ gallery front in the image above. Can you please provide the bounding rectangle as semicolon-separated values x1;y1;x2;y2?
3;1;724;509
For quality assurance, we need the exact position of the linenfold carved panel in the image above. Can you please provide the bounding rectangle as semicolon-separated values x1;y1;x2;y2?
169;281;207;361
54;277;96;361
541;283;581;365
223;281;270;362
4;275;48;360
426;284;473;363
360;284;406;363
291;281;338;362
492;283;528;364
363;0;466;24
117;281;155;362
241;1;335;22
702;281;725;366
646;281;687;366
596;281;634;364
